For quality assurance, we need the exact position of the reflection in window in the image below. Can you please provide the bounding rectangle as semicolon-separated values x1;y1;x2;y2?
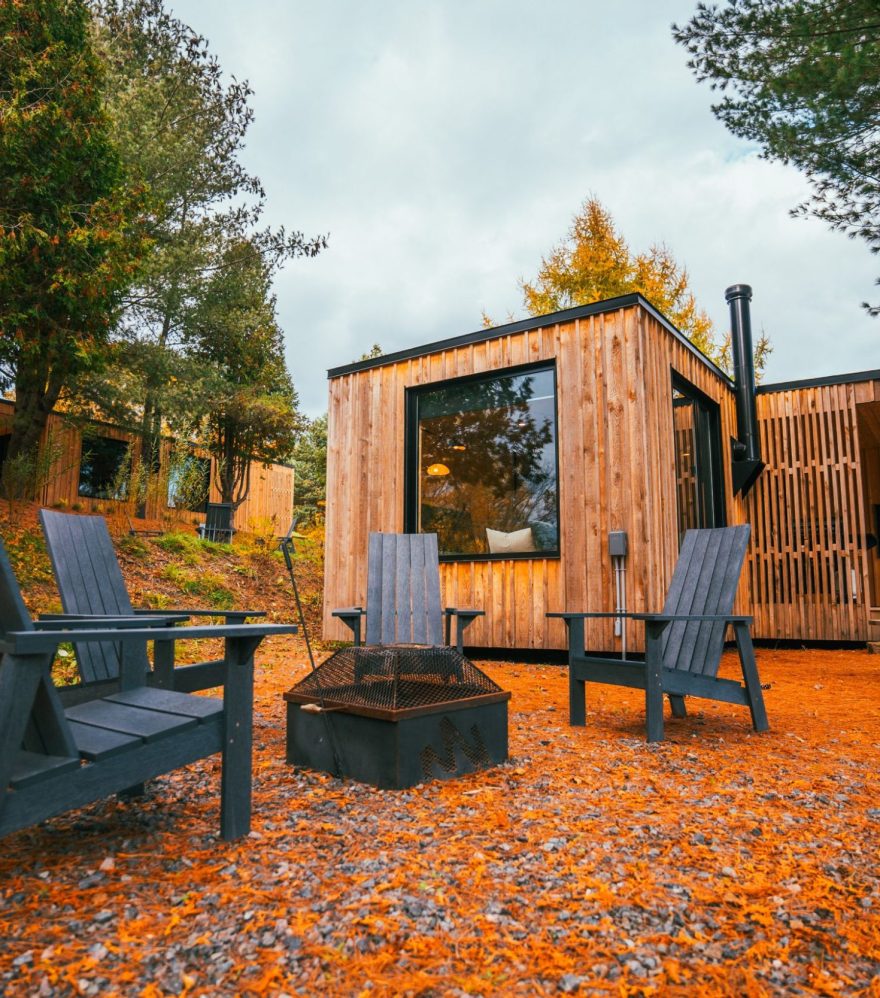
78;435;131;500
672;375;725;540
167;453;211;512
407;365;559;557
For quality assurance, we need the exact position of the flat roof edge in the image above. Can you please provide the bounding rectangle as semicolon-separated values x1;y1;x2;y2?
757;369;880;393
327;294;732;385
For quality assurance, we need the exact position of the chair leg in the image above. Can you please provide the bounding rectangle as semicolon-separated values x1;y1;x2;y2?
668;694;687;718
220;638;255;840
565;618;586;726
118;783;146;799
569;670;586;726
645;621;665;742
733;621;769;732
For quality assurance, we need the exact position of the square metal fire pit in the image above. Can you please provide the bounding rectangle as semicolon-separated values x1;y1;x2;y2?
283;644;510;789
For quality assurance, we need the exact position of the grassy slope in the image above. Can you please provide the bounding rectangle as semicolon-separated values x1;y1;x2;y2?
0;503;326;662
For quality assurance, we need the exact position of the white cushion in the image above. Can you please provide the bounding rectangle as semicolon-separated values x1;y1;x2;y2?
486;526;536;554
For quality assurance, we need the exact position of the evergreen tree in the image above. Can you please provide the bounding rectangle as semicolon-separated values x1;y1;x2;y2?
0;0;147;477
674;0;880;314
90;0;326;496
185;239;301;508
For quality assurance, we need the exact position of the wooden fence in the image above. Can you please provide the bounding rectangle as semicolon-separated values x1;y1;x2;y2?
746;375;879;642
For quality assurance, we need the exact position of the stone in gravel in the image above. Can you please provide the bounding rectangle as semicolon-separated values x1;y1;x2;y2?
77;873;105;889
12;951;33;967
558;974;584;993
93;910;114;924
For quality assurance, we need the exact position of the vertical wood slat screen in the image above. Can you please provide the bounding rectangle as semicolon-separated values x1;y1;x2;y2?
746;382;874;642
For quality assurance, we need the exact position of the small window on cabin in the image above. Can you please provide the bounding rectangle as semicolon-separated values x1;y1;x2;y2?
406;363;560;559
672;375;725;540
167;453;211;512
78;435;131;500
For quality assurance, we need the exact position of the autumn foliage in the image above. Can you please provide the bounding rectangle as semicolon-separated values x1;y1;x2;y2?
1;635;878;995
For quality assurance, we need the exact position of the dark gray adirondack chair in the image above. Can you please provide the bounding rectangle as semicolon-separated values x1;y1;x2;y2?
197;503;236;543
0;537;297;840
333;532;483;652
40;509;264;695
547;525;769;742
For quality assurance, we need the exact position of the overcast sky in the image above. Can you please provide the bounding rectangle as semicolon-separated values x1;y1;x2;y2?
170;0;877;418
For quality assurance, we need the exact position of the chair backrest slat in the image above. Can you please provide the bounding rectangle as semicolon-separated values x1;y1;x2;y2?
661;525;750;677
0;539;78;778
40;510;145;684
365;533;444;646
0;541;33;638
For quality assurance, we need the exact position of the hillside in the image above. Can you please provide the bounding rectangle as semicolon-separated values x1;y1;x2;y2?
0;503;325;670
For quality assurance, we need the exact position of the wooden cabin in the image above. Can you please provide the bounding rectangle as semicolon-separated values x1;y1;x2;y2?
0;400;294;535
322;291;879;650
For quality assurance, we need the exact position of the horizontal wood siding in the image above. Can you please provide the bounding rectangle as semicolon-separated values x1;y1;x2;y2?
746;381;876;641
0;402;294;532
323;304;738;650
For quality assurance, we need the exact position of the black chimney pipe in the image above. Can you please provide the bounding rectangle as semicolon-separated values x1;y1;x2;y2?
725;283;765;497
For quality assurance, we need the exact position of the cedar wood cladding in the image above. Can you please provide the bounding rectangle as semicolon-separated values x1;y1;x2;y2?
0;401;295;531
324;300;742;651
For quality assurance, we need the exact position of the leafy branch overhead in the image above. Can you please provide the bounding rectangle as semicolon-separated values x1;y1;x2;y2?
0;0;151;472
93;0;326;506
673;0;880;315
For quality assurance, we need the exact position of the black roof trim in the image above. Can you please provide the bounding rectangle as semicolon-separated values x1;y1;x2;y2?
327;294;733;385
757;369;880;394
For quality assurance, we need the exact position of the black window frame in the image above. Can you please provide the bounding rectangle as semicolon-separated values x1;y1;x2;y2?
404;359;561;562
671;371;726;537
77;435;131;501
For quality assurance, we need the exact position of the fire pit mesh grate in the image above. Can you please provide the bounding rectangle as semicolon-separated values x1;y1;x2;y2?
288;644;504;713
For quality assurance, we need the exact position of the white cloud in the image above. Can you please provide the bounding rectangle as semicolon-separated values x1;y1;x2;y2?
168;0;878;414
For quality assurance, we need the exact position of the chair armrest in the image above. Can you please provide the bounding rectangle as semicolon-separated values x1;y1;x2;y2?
547;611;752;624
547;611;645;620
443;608;484;652
38;613;190;627
3;623;297;656
635;613;753;624
34;615;188;629
133;608;267;621
332;607;365;645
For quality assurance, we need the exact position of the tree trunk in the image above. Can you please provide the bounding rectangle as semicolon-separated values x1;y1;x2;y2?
136;393;162;518
2;364;63;500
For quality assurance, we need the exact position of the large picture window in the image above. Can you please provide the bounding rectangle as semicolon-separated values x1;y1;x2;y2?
672;374;725;540
78;435;131;500
406;363;560;558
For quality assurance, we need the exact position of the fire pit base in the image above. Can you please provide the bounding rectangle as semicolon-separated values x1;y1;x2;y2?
283;645;510;789
284;698;509;790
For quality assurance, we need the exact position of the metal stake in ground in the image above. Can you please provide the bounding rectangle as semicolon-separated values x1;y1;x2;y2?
279;520;345;777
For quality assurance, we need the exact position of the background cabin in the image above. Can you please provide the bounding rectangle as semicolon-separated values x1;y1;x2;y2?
322;292;879;650
0;401;294;535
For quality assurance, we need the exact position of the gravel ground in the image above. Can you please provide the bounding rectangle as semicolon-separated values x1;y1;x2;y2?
1;644;878;997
